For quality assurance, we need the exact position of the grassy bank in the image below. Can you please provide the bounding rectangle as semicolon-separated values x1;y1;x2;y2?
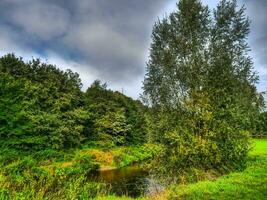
75;139;267;200
156;139;267;200
0;144;159;200
97;139;267;200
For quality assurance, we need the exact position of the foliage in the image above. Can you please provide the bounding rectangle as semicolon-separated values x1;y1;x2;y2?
112;144;161;168
255;112;267;137
0;174;107;200
0;54;87;150
0;53;146;150
143;0;263;181
0;147;103;199
85;80;147;145
0;143;158;199
95;109;132;146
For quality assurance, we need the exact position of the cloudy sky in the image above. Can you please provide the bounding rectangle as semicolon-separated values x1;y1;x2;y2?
0;0;266;99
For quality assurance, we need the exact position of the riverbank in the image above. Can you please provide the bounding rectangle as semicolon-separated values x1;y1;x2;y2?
151;139;267;200
0;144;159;199
94;139;267;199
92;139;267;200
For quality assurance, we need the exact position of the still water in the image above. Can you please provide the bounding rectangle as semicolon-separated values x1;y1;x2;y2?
88;166;162;197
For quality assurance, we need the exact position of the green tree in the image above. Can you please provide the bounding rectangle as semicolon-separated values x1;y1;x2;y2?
0;54;147;151
0;73;38;150
143;0;263;181
0;54;87;150
84;80;147;145
94;109;132;146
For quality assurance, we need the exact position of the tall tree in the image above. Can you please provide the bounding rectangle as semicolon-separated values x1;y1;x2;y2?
143;0;263;181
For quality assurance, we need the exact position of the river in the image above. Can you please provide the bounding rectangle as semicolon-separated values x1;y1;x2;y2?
88;165;163;198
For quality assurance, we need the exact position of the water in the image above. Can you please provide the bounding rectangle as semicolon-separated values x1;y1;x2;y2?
88;166;162;197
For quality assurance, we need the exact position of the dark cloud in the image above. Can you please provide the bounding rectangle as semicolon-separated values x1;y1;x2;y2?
240;0;267;92
0;0;170;98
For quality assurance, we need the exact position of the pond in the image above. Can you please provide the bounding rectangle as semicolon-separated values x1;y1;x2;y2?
88;165;163;198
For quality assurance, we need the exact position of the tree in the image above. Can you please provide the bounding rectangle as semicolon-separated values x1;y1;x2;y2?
256;111;267;137
94;109;132;146
84;80;147;145
0;73;38;150
0;54;87;150
143;0;263;181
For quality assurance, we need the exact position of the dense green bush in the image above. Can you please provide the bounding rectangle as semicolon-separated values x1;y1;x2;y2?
0;149;102;199
0;173;107;200
73;154;99;172
32;149;67;161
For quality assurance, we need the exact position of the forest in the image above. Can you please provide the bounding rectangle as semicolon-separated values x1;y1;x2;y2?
0;0;267;199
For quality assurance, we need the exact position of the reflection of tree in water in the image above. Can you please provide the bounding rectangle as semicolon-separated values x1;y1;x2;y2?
88;166;163;197
145;178;164;196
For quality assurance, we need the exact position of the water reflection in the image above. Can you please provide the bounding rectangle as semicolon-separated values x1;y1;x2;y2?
88;166;162;197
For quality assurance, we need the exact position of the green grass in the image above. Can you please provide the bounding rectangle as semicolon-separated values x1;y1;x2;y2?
165;139;267;200
250;139;267;156
1;140;266;200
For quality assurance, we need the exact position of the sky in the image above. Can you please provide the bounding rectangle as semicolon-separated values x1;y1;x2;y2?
0;0;266;99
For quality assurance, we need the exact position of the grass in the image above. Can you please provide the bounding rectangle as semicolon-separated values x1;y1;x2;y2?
0;144;159;200
0;140;266;199
160;139;267;200
250;139;267;156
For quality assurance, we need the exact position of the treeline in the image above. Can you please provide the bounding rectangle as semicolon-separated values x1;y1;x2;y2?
0;54;146;151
